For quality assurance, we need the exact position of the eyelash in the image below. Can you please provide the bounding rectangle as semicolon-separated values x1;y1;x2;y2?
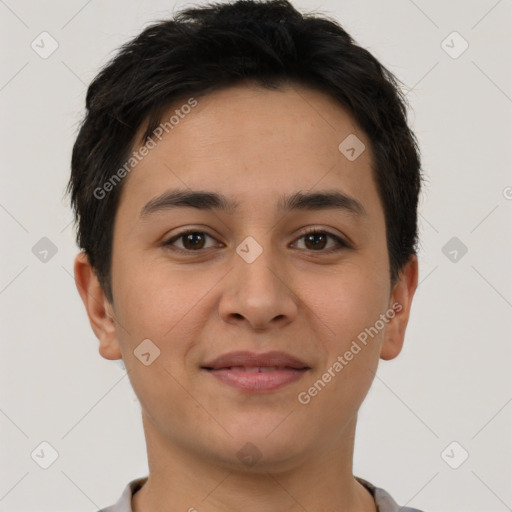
162;228;350;254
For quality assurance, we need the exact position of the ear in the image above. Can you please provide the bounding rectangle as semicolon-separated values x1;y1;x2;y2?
73;251;122;360
380;254;419;361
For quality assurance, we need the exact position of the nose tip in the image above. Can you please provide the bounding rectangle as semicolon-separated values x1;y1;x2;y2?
218;256;298;330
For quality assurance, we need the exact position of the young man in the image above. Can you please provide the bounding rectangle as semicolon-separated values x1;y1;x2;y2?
68;0;423;510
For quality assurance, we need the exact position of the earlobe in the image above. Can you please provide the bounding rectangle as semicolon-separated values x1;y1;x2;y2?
380;255;419;361
73;252;123;360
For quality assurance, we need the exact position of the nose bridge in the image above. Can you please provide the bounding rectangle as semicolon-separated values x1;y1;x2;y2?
218;233;297;328
235;234;286;301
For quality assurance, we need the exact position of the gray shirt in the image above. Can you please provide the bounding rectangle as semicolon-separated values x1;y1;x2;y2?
97;476;424;511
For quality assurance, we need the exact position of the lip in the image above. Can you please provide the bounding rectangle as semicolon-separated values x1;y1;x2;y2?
202;350;310;370
201;350;311;392
204;367;308;391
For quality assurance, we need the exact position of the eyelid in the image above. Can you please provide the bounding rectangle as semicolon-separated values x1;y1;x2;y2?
292;226;350;251
162;227;351;253
163;229;221;252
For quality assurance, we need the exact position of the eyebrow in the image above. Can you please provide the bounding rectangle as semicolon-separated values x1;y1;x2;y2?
140;189;366;218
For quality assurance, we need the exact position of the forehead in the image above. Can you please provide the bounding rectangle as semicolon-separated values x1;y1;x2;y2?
136;81;365;161
118;82;381;221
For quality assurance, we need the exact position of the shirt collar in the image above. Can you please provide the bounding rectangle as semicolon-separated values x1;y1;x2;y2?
102;475;418;512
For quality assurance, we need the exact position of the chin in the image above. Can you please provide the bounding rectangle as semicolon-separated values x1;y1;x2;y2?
213;424;308;472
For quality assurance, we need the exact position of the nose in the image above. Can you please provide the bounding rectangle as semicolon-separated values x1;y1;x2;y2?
217;241;298;331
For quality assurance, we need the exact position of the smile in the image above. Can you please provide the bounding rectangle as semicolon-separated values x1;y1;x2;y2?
203;366;309;392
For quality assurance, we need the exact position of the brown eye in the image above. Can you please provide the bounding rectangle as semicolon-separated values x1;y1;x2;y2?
303;232;328;250
293;229;348;252
164;231;219;252
163;228;349;255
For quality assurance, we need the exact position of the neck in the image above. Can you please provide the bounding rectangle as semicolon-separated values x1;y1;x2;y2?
132;411;376;512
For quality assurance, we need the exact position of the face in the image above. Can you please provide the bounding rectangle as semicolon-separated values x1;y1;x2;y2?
76;81;417;472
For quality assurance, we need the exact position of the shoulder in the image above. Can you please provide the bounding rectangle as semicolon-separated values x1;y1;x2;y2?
96;476;148;512
355;476;426;512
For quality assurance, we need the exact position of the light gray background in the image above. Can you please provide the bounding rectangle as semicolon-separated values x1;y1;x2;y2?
1;1;511;511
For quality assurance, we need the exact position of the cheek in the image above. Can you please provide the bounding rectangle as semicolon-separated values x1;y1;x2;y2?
310;262;390;341
112;257;198;340
295;273;387;429
110;263;204;428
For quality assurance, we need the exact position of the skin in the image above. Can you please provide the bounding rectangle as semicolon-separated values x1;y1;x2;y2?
74;81;418;512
